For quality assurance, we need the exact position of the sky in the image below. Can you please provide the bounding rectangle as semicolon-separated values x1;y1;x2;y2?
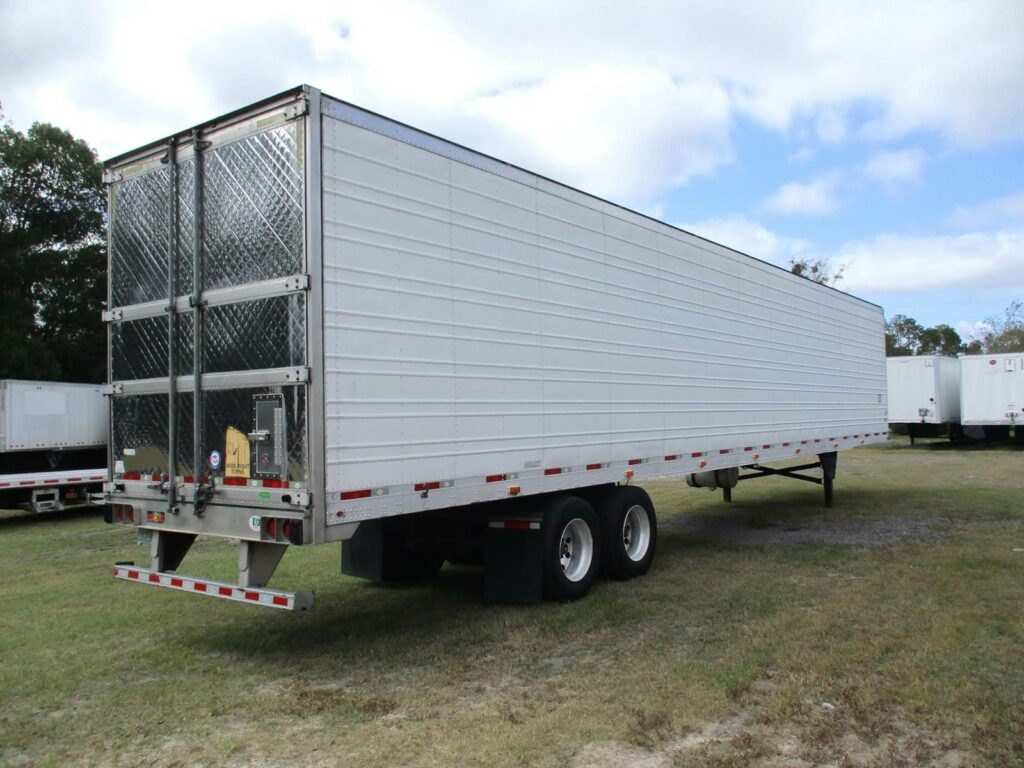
2;0;1022;340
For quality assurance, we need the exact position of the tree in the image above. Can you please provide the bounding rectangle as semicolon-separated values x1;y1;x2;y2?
978;300;1024;354
0;117;105;382
917;324;962;356
885;314;924;356
789;257;844;286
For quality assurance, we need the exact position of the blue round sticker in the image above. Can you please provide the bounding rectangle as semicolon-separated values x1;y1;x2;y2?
209;450;222;470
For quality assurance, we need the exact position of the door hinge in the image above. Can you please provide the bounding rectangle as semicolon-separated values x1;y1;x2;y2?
284;273;310;292
102;383;123;396
285;101;310;120
289;491;311;508
102;308;123;323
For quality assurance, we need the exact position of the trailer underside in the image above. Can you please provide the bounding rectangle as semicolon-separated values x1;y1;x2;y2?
109;450;846;610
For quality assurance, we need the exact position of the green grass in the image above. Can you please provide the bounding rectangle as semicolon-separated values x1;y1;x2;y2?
2;439;1023;766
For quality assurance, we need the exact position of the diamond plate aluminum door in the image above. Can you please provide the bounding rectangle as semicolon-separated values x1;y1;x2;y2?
107;108;311;503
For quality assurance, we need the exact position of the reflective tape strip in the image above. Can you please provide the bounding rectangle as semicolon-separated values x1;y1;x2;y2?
324;432;885;523
488;520;541;531
112;565;313;611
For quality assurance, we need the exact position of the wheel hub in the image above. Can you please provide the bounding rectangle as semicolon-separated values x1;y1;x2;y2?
558;517;593;582
622;504;651;562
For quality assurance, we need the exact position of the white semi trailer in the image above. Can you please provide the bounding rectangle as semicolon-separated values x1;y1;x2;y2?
103;86;888;610
885;356;961;444
960;353;1024;441
0;380;107;512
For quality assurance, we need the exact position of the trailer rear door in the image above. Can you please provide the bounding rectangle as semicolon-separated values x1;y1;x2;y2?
105;91;315;526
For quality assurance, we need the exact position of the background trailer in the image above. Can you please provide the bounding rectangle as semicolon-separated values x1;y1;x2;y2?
103;86;888;609
885;356;961;444
0;380;107;512
960;353;1024;441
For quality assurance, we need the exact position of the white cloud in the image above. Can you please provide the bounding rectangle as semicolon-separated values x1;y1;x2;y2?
1;0;1023;207
681;216;812;267
763;174;841;215
682;216;1024;295
863;148;926;186
949;189;1024;228
814;107;847;143
839;230;1024;292
466;67;733;203
955;319;991;341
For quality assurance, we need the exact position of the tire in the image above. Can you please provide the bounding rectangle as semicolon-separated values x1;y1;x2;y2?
598;485;657;580
542;495;601;601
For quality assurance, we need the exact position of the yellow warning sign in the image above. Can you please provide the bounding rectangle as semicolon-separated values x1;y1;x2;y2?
225;426;251;479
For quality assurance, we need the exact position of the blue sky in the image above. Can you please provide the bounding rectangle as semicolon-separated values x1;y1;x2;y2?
2;0;1022;339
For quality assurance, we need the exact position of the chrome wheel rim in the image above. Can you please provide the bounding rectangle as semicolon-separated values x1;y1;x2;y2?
622;504;651;562
559;518;593;582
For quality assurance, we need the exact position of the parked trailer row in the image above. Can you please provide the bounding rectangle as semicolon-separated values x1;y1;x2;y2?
886;353;1024;443
103;85;888;610
0;380;107;512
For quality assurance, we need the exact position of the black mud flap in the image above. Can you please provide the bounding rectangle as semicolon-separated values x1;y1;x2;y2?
484;520;543;603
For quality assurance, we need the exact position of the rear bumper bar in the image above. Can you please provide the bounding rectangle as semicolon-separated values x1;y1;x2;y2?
113;564;314;611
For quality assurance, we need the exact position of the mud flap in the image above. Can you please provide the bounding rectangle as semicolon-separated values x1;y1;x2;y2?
341;519;384;582
484;520;543;603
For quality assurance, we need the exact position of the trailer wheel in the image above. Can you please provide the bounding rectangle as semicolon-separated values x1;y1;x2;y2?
599;486;657;580
542;496;601;601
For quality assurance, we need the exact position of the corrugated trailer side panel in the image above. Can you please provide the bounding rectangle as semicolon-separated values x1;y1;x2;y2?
319;99;886;520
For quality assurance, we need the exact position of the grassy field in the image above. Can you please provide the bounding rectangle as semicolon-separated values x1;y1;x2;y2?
2;439;1023;767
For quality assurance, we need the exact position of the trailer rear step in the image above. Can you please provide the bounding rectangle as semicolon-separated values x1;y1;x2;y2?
113;564;314;611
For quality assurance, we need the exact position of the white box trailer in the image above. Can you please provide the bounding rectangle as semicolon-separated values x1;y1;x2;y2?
0;380;106;453
885;356;961;443
960;353;1024;429
103;86;888;610
0;380;107;512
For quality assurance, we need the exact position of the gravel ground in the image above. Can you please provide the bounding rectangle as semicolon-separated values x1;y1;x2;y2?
664;511;956;548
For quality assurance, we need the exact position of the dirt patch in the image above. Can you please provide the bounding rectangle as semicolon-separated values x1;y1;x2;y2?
573;707;976;768
664;512;955;548
276;683;396;718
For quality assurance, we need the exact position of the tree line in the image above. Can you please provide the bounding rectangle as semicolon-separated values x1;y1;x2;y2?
0;116;105;382
0;117;1019;386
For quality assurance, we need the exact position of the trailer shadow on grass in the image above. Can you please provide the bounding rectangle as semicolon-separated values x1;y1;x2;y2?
182;563;525;659
181;486;963;661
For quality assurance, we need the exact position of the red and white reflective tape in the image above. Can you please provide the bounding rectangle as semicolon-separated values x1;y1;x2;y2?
488;520;541;531
331;431;889;514
0;469;107;491
112;565;313;611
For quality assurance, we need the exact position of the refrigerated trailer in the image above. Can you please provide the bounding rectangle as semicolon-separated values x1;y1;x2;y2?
0;380;107;512
885;356;961;444
960;353;1024;439
103;85;888;610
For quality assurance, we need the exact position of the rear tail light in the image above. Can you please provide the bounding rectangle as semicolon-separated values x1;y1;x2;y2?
104;503;135;525
263;518;303;544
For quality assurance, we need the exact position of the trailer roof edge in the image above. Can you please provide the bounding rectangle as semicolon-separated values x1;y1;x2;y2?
104;83;883;314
